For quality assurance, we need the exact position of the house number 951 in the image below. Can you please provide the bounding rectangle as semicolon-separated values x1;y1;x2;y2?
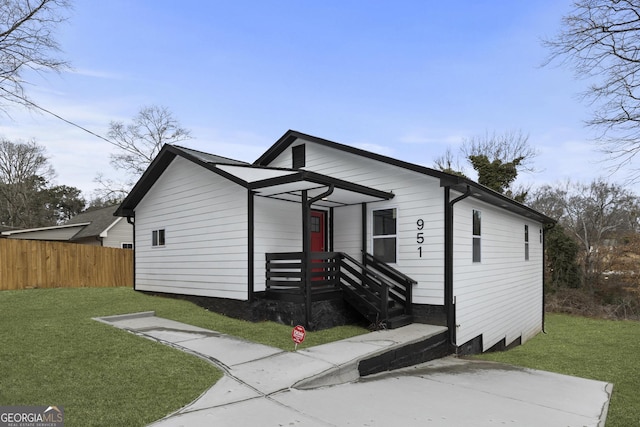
417;218;424;257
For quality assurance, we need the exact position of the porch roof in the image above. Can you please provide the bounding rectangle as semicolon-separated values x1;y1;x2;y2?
215;164;394;207
115;145;394;218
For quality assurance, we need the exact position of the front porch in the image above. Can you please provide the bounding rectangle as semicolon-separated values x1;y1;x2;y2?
264;251;417;329
208;159;421;330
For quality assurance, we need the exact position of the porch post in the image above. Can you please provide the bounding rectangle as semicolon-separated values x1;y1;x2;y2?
361;202;367;265
247;189;255;302
302;190;312;329
301;185;335;330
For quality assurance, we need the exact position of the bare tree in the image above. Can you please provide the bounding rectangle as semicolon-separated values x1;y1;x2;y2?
531;179;640;293
0;0;70;111
435;130;537;200
544;1;640;177
107;105;192;176
94;105;192;200
433;147;466;177
460;130;537;173
0;138;53;226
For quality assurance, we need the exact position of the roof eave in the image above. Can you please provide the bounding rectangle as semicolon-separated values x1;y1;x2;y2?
114;144;249;217
444;177;556;225
1;222;91;235
257;130;553;224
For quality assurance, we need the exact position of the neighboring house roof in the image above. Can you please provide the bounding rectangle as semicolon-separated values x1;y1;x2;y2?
1;222;90;237
65;205;124;241
0;225;20;235
115;131;555;225
1;205;124;241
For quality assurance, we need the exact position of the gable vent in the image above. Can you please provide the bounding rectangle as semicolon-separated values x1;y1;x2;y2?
292;144;305;169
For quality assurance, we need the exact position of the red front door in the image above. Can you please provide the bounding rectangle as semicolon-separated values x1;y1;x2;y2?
310;210;326;252
310;210;326;281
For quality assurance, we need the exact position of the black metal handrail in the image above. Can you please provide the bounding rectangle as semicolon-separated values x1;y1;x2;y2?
363;252;416;315
265;251;415;323
339;252;392;321
363;252;418;286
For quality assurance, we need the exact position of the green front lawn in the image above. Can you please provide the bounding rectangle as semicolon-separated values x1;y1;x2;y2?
0;287;367;427
475;313;640;427
6;288;635;426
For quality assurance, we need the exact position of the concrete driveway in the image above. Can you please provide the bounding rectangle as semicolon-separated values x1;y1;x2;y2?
96;312;612;427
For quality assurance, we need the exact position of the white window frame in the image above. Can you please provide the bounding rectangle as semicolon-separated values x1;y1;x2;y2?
524;224;530;261
472;210;481;263
121;242;134;249
152;229;166;247
371;207;398;264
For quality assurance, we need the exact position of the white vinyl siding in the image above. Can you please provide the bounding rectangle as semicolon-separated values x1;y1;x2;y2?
135;157;249;299
252;196;302;293
266;139;445;305
333;204;362;260
453;196;543;351
101;218;134;248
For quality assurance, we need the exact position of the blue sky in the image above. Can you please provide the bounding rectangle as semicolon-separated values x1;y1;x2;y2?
0;1;617;198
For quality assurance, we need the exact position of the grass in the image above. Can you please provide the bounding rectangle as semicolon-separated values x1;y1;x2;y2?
12;288;634;425
0;287;367;427
474;313;640;427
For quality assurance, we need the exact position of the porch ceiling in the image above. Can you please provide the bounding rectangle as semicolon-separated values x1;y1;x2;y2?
215;164;394;207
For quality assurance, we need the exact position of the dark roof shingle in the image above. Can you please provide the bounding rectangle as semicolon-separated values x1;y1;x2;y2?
67;205;121;240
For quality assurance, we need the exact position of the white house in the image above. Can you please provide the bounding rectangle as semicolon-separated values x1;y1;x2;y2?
115;130;554;354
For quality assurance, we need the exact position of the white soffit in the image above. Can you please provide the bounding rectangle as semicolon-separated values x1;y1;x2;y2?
215;164;297;182
255;183;388;207
214;164;392;207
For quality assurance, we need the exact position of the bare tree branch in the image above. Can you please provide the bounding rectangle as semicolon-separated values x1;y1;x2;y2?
0;0;70;112
433;146;466;177
461;130;538;173
530;178;640;292
94;105;192;200
544;0;640;178
0;137;58;227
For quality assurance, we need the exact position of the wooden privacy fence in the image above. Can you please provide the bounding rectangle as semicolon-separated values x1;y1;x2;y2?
0;239;133;290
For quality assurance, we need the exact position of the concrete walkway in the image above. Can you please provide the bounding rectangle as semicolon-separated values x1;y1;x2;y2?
96;312;613;427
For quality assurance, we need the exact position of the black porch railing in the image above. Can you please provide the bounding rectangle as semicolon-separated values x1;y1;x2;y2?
265;251;416;328
265;252;342;301
362;251;416;316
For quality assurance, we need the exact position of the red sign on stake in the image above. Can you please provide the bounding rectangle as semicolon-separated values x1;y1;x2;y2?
292;325;306;349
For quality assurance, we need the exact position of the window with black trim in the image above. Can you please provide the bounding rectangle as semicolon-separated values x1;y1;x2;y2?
310;215;320;232
373;208;397;263
152;229;165;247
122;243;134;249
292;144;305;169
472;210;481;263
525;225;530;261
